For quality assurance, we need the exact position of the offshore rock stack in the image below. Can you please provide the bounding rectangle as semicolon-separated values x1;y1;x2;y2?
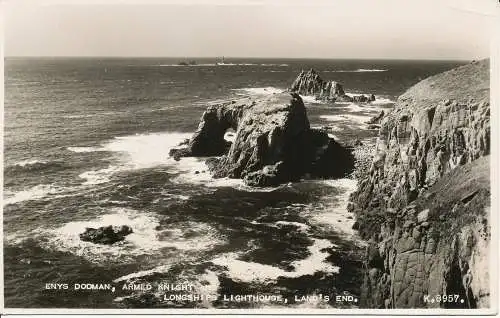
170;93;355;187
290;69;375;103
349;60;490;308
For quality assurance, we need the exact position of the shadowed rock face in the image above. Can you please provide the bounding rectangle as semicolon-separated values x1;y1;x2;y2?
290;69;375;103
349;59;490;308
171;101;245;158
170;93;354;186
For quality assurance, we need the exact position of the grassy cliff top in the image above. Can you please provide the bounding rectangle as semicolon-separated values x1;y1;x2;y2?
398;59;490;106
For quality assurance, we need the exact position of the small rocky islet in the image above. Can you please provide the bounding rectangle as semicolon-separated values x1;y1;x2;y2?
79;225;133;245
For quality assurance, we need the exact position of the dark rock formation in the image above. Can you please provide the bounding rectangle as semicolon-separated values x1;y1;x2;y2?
79;225;133;245
170;93;354;186
366;110;385;125
349;60;490;308
290;69;375;103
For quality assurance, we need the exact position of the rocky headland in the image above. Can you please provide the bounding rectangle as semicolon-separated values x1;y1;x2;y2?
290;69;375;103
170;92;355;187
349;59;491;308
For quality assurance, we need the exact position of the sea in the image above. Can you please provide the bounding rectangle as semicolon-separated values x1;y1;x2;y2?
3;57;465;309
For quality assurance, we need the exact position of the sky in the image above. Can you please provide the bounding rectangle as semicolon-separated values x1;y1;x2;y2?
3;0;499;59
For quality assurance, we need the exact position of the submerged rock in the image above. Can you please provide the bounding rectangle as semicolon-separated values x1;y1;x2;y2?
79;225;133;245
290;69;376;103
170;92;354;186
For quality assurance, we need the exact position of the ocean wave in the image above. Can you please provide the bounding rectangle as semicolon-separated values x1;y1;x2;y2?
12;159;47;167
232;87;284;96
103;132;192;169
70;132;192;186
168;157;242;187
78;166;122;185
320;114;371;125
4;159;67;176
67;146;106;153
113;264;175;282
261;64;289;67
63;114;96;119
274;221;310;232
341;103;381;113
370;97;395;105
324;68;388;73
3;184;62;206
36;208;225;264
211;238;339;284
305;178;362;238
70;131;284;190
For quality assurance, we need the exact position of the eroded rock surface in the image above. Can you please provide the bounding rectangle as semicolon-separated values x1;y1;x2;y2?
290;69;375;103
170;93;354;186
349;59;490;308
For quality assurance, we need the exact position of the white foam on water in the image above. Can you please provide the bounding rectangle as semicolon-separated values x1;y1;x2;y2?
308;178;359;237
67;146;106;153
355;68;387;72
274;221;309;232
342;103;381;113
232;87;284;96
63;114;96;119
73;132;194;186
195;269;221;306
113;264;174;282
261;63;289;67
300;95;324;104
102;132;192;169
78;166;122;185
211;238;339;284
11;159;47;167
36;208;225;263
168;156;263;189
311;125;343;133
371;97;396;105
224;131;236;143
325;69;388;73
3;184;62;206
320;114;370;125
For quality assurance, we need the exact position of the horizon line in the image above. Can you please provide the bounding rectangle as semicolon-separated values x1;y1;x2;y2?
3;55;479;62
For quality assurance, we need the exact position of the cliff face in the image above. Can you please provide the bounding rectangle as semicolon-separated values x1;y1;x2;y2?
349;60;491;308
170;93;354;186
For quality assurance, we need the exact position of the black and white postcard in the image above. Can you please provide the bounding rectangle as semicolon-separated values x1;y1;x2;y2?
1;0;498;314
